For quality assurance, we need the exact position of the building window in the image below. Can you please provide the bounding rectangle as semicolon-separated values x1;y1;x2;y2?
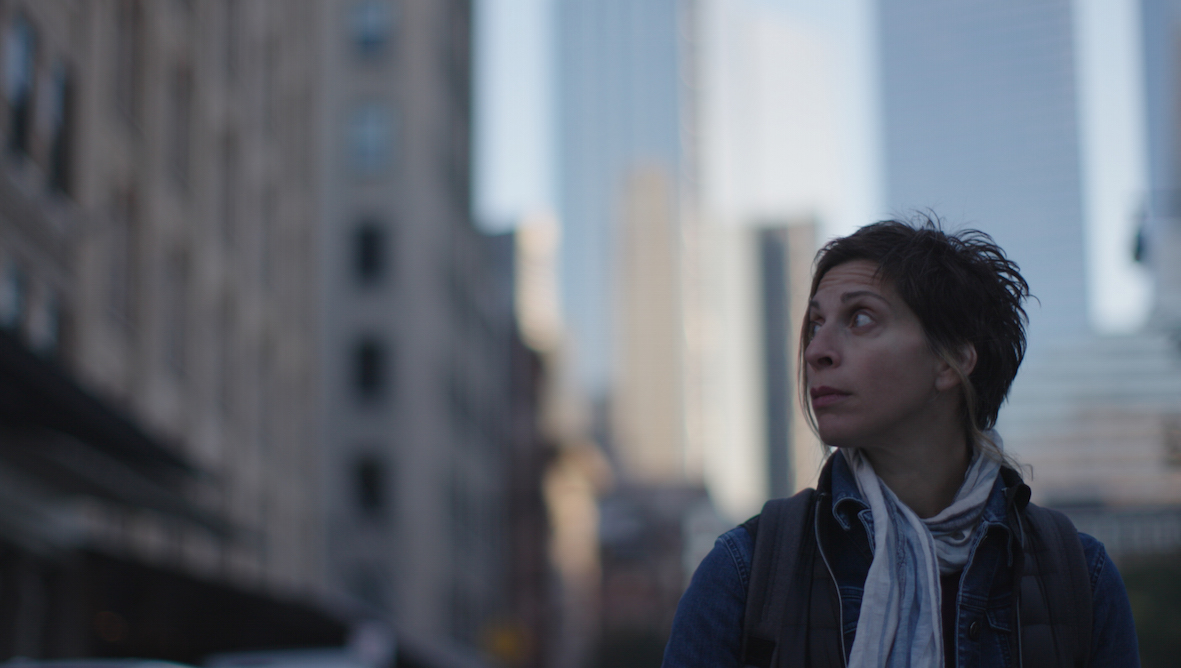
348;566;385;609
354;220;387;286
353;454;387;516
448;112;470;213
28;291;61;356
0;264;27;330
217;299;235;417
1164;416;1181;469
447;366;470;428
352;337;387;400
221;134;237;245
223;0;238;84
348;104;392;174
260;189;276;288
107;190;138;330
163;251;189;376
5;14;36;156
350;0;394;58
262;36;277;138
170;66;192;187
46;62;72;193
257;345;274;454
114;0;144;125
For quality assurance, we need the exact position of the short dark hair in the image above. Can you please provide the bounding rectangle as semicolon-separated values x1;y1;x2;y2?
802;215;1031;438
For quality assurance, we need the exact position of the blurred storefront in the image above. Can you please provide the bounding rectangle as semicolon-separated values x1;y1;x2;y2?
0;0;358;663
0;325;349;660
0;1;569;666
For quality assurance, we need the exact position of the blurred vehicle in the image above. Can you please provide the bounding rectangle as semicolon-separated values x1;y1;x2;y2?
204;649;373;668
1;661;198;668
203;637;488;668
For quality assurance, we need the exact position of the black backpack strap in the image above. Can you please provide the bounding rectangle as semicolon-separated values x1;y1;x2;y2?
1018;503;1093;668
741;489;817;668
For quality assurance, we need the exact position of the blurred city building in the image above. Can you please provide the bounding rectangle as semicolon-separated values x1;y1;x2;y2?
0;1;565;666
591;164;704;665
876;0;1085;328
593;484;716;667
554;0;718;492
690;0;857;522
0;0;348;661
878;0;1091;351
692;220;822;524
877;0;1181;558
552;0;846;658
550;1;798;662
613;166;687;483
1141;0;1181;331
316;1;555;665
553;1;711;661
696;0;847;237
555;0;697;402
512;215;605;668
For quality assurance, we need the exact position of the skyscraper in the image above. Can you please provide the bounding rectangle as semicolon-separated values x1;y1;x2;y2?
555;0;693;399
1140;0;1181;325
878;0;1090;348
876;0;1181;532
692;220;822;521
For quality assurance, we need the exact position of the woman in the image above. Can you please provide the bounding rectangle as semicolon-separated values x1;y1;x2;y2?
662;220;1139;667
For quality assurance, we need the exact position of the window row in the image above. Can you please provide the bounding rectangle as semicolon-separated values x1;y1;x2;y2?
353;220;390;286
103;190;192;379
348;103;395;175
114;1;302;196
3;12;73;193
0;260;62;355
348;337;503;430
349;0;397;60
352;336;390;402
352;452;388;518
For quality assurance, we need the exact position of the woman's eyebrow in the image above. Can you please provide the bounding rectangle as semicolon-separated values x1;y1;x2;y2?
808;290;889;311
840;290;888;305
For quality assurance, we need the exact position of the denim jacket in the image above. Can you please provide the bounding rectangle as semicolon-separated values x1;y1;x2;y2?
662;454;1140;667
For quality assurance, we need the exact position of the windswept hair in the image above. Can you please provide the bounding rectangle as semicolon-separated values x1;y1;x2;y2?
800;215;1031;463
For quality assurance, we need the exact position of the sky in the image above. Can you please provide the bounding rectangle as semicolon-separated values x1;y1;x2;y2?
473;0;1152;334
470;0;874;232
698;0;876;237
473;0;555;231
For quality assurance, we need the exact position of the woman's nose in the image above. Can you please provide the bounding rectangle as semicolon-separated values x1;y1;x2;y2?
804;325;838;368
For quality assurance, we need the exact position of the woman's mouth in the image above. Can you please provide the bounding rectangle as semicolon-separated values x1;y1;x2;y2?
810;386;850;408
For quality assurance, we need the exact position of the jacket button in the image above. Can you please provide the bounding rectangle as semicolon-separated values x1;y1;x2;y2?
969;620;982;641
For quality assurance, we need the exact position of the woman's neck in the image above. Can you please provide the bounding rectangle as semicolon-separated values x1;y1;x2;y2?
859;431;973;519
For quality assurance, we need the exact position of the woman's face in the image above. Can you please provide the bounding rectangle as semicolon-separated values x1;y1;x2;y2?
804;260;954;450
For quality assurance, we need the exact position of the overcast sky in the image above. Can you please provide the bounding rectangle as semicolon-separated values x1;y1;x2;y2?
473;0;1151;333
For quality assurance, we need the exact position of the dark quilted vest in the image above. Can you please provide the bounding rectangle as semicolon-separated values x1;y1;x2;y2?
741;473;1091;668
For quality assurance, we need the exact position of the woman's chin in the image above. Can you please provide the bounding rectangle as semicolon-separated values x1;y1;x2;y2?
817;424;859;450
819;429;876;452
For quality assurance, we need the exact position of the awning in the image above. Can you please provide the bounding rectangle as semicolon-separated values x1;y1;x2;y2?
0;328;229;537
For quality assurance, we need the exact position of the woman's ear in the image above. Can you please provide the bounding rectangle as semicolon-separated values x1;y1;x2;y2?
935;342;977;391
956;342;977;376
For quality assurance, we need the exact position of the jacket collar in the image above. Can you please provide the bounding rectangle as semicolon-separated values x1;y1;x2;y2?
820;449;1031;554
826;451;869;532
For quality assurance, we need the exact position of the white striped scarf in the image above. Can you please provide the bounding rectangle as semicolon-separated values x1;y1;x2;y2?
842;439;1002;668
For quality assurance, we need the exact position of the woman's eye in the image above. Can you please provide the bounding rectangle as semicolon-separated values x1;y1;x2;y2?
807;320;821;338
851;312;873;327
